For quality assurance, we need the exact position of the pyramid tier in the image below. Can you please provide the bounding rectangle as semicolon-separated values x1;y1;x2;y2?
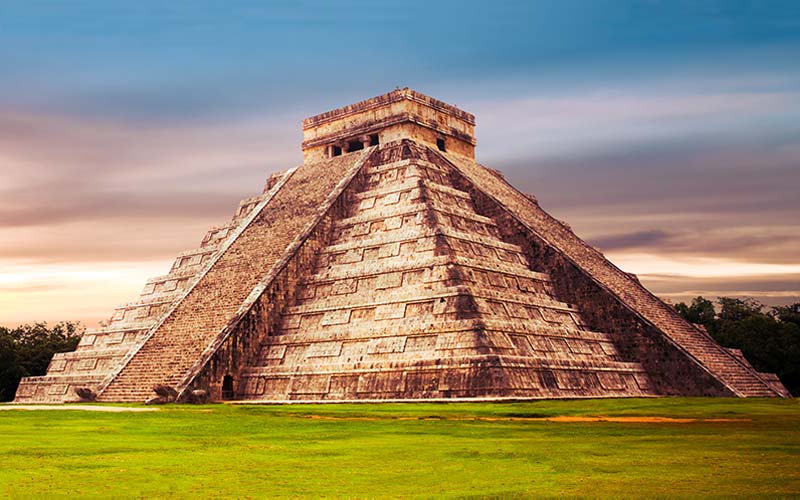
14;172;293;402
96;154;367;402
240;152;654;400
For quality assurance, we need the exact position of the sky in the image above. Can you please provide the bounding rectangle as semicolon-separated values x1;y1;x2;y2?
1;0;799;327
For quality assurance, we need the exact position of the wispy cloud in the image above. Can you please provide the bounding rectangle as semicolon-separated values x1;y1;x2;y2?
611;253;800;279
2;72;800;326
0;259;167;326
0;108;303;326
638;273;800;308
590;226;800;265
475;81;800;277
470;84;800;162
460;76;800;310
0;107;300;230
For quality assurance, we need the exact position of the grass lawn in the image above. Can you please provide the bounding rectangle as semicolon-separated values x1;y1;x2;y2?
1;398;799;498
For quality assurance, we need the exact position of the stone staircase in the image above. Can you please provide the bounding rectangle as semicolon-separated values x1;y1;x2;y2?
97;151;370;402
440;149;785;398
238;145;654;400
13;175;291;403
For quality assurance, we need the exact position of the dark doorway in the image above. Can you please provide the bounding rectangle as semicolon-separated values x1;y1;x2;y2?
348;140;364;152
222;375;234;399
332;145;342;157
369;134;379;146
436;138;446;152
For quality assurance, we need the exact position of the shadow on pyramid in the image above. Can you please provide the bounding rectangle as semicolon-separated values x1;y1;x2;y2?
15;89;789;403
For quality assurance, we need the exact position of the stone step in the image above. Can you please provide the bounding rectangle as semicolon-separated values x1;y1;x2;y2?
334;200;497;231
321;225;525;256
283;284;575;319
362;158;450;176
243;354;647;377
307;254;549;284
98;150;370;402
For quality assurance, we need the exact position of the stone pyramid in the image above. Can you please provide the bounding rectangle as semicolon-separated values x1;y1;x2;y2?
15;89;789;403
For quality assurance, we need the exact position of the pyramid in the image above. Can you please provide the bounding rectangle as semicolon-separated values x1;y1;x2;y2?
15;89;789;403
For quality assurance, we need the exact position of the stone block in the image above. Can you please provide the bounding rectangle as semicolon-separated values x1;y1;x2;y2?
374;303;406;320
368;336;407;354
306;341;342;358
357;372;405;394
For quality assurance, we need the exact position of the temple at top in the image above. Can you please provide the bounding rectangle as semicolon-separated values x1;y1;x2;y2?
302;88;476;161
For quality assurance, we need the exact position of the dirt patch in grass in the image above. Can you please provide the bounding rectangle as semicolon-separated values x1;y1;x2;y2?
301;414;749;423
543;416;748;423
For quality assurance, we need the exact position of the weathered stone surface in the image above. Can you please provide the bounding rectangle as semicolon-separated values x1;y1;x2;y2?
230;144;651;400
439;150;784;397
14;88;788;403
14;169;294;403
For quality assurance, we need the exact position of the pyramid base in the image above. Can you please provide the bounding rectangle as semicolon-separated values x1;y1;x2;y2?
228;395;664;404
234;356;656;401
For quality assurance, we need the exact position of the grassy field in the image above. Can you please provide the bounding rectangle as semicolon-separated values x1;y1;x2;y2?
1;398;799;498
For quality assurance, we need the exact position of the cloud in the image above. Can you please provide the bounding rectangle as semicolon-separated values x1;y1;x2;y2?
591;230;672;251
484;106;800;268
470;86;800;162
639;273;800;308
588;227;800;265
656;291;800;308
460;79;800;310
0;107;308;326
0;107;302;240
511;140;800;211
0;259;168;327
609;253;800;279
2;75;800;326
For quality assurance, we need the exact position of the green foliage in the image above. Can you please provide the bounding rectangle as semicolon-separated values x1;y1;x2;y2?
717;296;764;323
674;296;716;330
0;322;82;401
0;400;798;497
773;303;800;327
674;297;800;395
0;332;24;402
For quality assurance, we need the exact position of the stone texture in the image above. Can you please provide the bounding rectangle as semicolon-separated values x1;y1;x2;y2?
14;88;788;403
236;143;651;400
439;151;785;397
13;169;294;403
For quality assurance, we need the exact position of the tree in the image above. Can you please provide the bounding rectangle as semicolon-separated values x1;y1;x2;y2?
0;322;82;402
772;303;800;327
674;296;716;331
717;297;764;323
673;296;800;396
714;314;800;396
0;331;23;401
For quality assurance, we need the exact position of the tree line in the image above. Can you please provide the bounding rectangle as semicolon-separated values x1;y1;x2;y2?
0;322;81;402
674;297;799;395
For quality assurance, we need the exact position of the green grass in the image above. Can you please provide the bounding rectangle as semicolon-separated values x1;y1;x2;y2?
1;398;799;498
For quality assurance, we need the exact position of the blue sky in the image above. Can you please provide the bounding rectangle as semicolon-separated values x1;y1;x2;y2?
3;1;799;118
1;0;799;325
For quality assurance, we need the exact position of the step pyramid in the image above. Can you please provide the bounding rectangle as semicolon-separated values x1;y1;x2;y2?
15;88;789;403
